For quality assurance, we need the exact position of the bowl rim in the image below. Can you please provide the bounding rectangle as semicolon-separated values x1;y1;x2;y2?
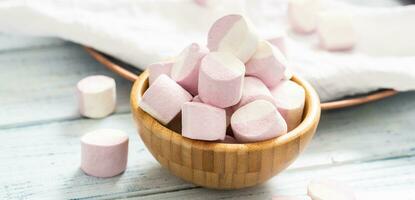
131;70;321;151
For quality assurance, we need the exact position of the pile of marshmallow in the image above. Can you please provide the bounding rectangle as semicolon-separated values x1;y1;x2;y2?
139;14;306;143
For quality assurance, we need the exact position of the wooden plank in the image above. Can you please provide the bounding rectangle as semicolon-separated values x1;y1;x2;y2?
0;43;132;128
132;155;415;200
0;33;66;52
0;91;415;199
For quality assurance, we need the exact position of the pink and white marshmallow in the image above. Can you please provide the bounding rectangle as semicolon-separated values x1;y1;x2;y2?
308;179;356;200
148;61;173;85
182;102;226;141
77;75;116;118
246;40;287;87
231;100;287;143
198;52;245;108
140;75;192;125
207;14;259;63
267;34;287;56
233;76;276;110
81;129;129;178
288;0;321;33
271;80;305;131
171;43;209;95
317;12;356;51
192;95;233;127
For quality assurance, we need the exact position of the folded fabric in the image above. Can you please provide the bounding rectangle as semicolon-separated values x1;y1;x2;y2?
0;0;414;101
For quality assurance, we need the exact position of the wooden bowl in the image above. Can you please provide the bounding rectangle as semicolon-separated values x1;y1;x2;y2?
130;70;321;189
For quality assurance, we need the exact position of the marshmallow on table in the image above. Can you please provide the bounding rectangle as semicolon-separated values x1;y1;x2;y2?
81;129;129;178
317;12;356;51
198;52;245;108
77;75;116;118
308;179;356;200
207;14;259;63
271;80;305;131
140;74;192;125
231;100;287;143
272;196;312;200
182;102;226;141
246;40;287;87
148;61;173;85
170;43;208;95
288;0;321;33
233;76;276;110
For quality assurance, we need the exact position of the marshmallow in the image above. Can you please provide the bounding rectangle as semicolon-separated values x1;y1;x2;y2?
140;75;192;125
288;0;321;33
182;102;226;141
233;76;276;110
272;196;312;200
193;94;233;127
221;135;237;144
246;40;287;87
267;35;287;56
231;100;287;143
171;43;209;95
81;129;129;178
198;52;245;108
77;75;116;118
207;14;259;63
308;179;356;200
317;12;356;51
148;61;173;85
271;80;305;131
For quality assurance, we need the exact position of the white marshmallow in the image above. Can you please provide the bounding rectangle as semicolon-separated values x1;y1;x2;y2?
231;100;287;143
317;12;356;51
207;14;259;63
308;179;356;200
233;76;276;110
139;75;192;125
81;129;129;178
288;0;321;33
270;80;305;131
77;75;116;118
198;52;245;108
182;102;226;141
171;43;209;95
246;40;287;87
148;61;173;85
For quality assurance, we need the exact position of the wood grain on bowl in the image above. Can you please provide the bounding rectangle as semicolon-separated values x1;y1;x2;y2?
130;70;321;189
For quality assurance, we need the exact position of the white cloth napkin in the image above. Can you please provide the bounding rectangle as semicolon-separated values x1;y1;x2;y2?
0;0;414;101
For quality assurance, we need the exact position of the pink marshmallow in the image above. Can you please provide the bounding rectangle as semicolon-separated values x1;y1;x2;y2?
77;75;116;119
272;196;312;200
81;129;129;178
193;94;233;127
270;80;305;131
267;35;287;56
171;43;209;95
231;100;287;143
182;102;226;141
148;61;173;85
246;40;287;87
288;0;321;33
198;52;245;108
317;12;356;51
207;14;259;63
233;76;276;110
308;179;356;200
139;75;192;125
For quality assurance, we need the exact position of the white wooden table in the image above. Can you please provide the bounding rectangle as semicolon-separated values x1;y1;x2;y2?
1;2;415;199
